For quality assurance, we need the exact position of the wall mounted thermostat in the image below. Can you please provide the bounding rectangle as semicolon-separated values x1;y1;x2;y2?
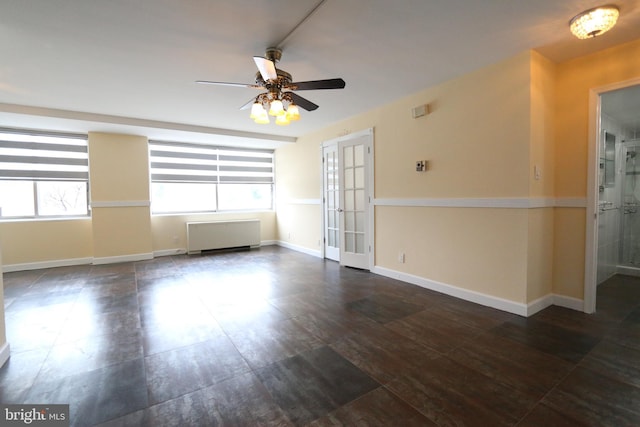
411;104;429;119
416;160;427;172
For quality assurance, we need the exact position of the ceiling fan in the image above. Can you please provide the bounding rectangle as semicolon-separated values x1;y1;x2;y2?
196;47;346;125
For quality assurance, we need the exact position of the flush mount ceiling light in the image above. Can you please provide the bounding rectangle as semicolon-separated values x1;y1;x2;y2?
570;5;620;39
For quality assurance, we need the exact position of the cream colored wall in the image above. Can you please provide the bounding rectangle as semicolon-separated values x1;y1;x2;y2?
274;132;325;251
377;206;529;302
92;207;152;258
0;219;93;266
553;208;586;298
553;38;640;300
374;52;531;199
277;52;537;304
529;51;556;198
526;51;556;301
89;133;153;259
276;204;322;251
89;133;151;201
151;211;276;252
527;209;555;301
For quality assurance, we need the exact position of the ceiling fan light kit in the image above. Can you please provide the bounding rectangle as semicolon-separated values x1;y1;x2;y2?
197;47;345;126
570;5;619;39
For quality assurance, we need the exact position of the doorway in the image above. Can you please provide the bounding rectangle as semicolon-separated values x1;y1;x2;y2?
321;128;374;270
588;81;640;312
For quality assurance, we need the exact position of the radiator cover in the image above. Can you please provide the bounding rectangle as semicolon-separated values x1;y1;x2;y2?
186;220;260;254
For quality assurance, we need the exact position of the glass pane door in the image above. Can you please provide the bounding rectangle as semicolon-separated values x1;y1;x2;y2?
323;144;340;261
338;132;371;270
342;144;366;255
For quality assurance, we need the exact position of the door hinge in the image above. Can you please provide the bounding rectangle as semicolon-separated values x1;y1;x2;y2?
367;146;371;154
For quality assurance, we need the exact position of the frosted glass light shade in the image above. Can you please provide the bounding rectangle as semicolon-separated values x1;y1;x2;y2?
254;111;270;124
250;102;265;119
268;100;285;116
275;114;290;126
286;104;300;121
570;6;619;39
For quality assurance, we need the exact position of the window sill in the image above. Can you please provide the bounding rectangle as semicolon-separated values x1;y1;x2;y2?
151;209;275;217
0;216;91;223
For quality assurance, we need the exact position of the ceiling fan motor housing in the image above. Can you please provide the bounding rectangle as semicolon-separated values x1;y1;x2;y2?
255;69;292;89
265;47;282;63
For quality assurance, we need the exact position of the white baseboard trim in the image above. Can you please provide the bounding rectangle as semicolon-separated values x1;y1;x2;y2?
3;257;93;273
372;266;529;316
153;248;187;258
276;241;322;258
372;266;587;317
0;342;10;368
526;294;555;316
2;243;279;271
616;265;640;277
92;252;154;265
553;294;584;311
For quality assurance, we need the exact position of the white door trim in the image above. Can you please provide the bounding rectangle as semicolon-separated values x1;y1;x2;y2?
321;128;375;269
585;77;640;314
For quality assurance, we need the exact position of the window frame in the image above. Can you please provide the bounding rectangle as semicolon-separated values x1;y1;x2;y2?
0;128;90;220
148;141;275;215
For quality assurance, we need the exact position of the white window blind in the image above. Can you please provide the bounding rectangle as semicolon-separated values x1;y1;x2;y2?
149;141;274;184
0;128;89;218
0;128;88;181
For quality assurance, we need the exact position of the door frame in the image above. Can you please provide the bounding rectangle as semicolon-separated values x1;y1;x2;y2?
585;77;640;313
321;128;375;269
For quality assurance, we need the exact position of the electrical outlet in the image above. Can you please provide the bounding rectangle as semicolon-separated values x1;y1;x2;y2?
398;252;405;263
416;160;427;172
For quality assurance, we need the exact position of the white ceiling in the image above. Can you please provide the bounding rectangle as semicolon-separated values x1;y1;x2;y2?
1;0;640;148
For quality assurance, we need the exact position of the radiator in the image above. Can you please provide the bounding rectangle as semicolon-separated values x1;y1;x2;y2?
186;220;260;254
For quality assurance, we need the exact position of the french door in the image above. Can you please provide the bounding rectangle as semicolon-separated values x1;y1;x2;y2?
322;129;373;269
323;144;340;261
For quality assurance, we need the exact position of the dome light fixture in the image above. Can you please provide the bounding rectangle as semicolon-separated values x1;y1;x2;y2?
570;5;620;39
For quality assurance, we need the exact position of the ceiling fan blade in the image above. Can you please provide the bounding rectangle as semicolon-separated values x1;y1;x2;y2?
239;96;262;110
288;92;319;111
196;80;261;89
253;56;278;82
288;78;346;91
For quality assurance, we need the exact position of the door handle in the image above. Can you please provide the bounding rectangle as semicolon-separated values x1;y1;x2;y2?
336;208;344;212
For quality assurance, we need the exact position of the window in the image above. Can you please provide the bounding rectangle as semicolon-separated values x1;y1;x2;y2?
149;141;274;213
0;128;89;219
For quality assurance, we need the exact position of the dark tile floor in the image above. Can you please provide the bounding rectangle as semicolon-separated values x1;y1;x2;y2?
1;246;640;426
